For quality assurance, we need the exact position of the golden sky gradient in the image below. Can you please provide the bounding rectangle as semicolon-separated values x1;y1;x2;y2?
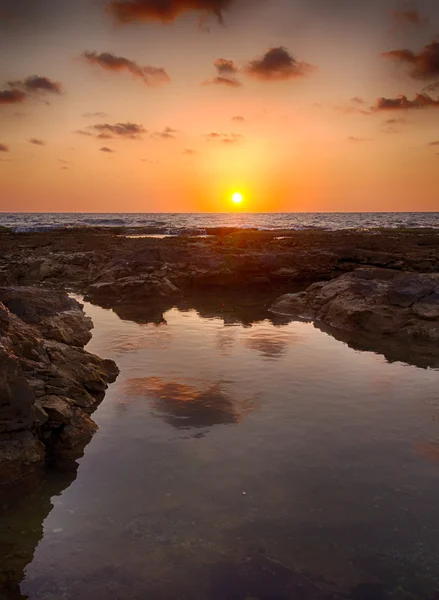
1;0;439;212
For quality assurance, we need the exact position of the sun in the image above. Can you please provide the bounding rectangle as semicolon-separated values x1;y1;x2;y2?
232;192;243;204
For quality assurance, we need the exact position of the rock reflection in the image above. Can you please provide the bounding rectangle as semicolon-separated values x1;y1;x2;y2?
124;377;255;431
0;467;78;599
316;322;439;370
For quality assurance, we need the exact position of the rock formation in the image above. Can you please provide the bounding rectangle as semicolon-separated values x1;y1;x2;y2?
270;268;439;340
0;286;118;488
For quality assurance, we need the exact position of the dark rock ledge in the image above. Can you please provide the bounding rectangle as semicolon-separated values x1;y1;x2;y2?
270;268;439;341
0;286;118;488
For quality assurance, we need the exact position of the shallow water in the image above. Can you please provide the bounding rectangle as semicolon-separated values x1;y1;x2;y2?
3;296;439;599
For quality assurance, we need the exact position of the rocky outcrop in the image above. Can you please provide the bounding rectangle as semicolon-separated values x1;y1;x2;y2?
270;268;439;340
0;287;118;487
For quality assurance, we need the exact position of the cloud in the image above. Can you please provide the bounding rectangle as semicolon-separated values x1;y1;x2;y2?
214;58;238;75
245;46;316;81
82;51;170;86
348;136;373;142
183;148;196;155
384;117;407;124
152;126;178;139
391;10;423;25
203;76;241;87
29;137;45;146
9;75;62;94
232;115;245;122
90;122;147;139
382;41;439;80
428;140;439;146
75;129;94;136
58;158;69;164
0;88;26;104
373;93;439;110
0;143;8;152
350;97;366;105
100;146;114;152
82;111;109;118
107;0;234;24
204;132;242;143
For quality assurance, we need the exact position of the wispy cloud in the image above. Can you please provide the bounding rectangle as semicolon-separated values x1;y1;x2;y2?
100;146;114;152
0;143;9;152
82;51;170;86
29;138;45;146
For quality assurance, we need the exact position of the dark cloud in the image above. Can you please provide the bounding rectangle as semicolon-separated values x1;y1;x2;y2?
29;137;45;146
107;0;234;24
9;75;62;94
382;41;439;80
100;146;114;152
82;111;109;118
0;143;8;152
348;136;373;142
245;46;316;81
82;51;170;86
428;140;439;146
232;115;245;122
391;9;423;25
203;76;241;87
214;58;238;75
373;93;439;110
0;88;26;104
91;122;147;139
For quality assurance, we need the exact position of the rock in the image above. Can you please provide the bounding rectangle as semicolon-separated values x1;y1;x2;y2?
0;286;93;346
39;395;73;425
0;431;45;485
0;345;35;433
270;268;439;340
0;287;118;487
386;275;437;308
86;275;181;304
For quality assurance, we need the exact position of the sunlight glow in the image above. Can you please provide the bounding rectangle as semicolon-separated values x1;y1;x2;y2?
232;192;243;204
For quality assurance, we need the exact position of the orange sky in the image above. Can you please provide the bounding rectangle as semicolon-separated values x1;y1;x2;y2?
1;0;439;212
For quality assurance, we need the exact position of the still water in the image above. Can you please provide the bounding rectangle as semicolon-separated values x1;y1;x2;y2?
3;295;439;599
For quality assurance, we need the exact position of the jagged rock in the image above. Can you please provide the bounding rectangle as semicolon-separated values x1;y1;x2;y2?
0;287;118;487
38;395;73;425
270;268;439;340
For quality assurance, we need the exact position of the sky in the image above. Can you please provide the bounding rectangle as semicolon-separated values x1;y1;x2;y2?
0;0;439;213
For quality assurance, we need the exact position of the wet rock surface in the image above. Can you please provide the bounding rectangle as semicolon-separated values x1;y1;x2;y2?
0;287;118;488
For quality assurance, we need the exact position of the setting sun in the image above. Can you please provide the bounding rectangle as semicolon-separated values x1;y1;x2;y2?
232;192;243;204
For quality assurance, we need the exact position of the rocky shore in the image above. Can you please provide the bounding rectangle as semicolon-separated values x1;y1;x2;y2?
1;226;439;486
0;286;118;489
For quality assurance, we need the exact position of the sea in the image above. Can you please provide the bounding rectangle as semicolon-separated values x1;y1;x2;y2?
1;211;439;234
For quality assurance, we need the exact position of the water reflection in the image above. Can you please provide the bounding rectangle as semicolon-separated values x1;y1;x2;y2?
124;377;255;431
4;292;439;599
245;329;301;359
0;467;78;599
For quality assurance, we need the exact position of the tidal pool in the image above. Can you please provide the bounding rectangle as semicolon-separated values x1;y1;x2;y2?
3;293;439;599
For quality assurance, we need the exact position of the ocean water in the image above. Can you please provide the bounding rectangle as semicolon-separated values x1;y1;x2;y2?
2;292;439;599
1;212;439;233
